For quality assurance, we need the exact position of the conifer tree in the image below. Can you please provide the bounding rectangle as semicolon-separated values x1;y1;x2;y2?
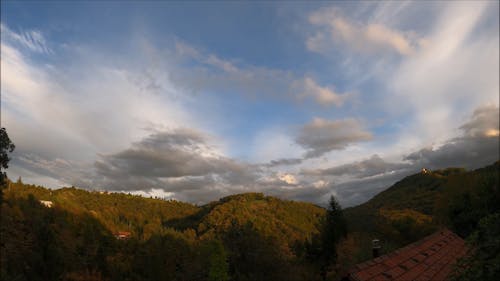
319;195;347;281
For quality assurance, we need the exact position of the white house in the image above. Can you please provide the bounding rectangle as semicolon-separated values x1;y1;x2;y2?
39;200;53;208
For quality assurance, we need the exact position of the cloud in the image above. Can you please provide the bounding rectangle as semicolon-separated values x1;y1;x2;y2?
307;7;423;56
264;158;303;167
175;41;238;73
404;105;499;170
298;105;499;206
278;173;298;185
1;23;52;54
459;105;500;138
8;102;498;207
303;154;410;178
387;1;498;142
173;41;352;107
71;127;341;204
76;127;268;204
1;22;205;161
92;129;250;189
293;77;348;106
1;23;209;196
332;168;415;207
172;40;293;100
295;118;372;158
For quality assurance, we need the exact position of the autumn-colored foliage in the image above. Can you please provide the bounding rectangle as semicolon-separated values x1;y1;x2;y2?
1;161;498;280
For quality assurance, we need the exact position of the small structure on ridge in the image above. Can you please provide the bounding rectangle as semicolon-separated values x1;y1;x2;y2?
39;200;53;208
115;231;132;240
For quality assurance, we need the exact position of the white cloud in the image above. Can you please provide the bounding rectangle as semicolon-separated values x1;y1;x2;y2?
312;180;328;189
1;23;52;54
1;25;200;188
307;7;423;56
175;40;238;73
306;2;498;153
173;41;353;109
294;77;348;106
278;173;298;185
389;1;498;144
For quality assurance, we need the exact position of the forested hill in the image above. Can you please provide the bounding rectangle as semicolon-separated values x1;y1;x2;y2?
342;161;499;263
2;183;326;280
3;183;200;239
191;193;325;245
345;161;499;225
3;183;325;243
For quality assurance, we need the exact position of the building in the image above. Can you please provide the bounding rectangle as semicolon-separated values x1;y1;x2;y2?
39;200;53;208
115;231;132;240
345;229;467;281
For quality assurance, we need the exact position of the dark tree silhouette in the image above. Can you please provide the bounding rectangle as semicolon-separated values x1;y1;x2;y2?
0;127;15;202
307;195;348;281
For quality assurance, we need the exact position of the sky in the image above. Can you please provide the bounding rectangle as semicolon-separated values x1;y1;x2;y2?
1;1;499;207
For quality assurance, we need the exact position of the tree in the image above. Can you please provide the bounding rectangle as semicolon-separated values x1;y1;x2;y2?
205;240;229;281
223;221;294;281
322;195;347;279
307;195;347;281
0;127;15;202
452;213;500;281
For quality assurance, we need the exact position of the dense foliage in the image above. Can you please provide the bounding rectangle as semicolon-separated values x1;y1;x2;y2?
2;182;330;280
442;162;500;281
452;213;500;281
4;182;199;240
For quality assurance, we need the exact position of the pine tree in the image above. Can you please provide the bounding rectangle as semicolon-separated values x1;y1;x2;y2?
319;195;347;281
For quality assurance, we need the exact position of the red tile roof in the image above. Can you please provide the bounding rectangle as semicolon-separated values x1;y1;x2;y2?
348;229;467;281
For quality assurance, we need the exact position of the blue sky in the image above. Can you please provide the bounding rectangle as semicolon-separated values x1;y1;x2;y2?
1;1;498;206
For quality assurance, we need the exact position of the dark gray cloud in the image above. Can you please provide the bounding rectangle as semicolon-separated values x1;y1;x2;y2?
332;168;417;207
302;154;411;178
404;136;498;171
264;158;303;167
295;118;373;158
336;127;498;206
404;105;499;170
91;128;256;192
8;150;98;189
94;129;234;178
266;185;332;206
459;105;499;138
